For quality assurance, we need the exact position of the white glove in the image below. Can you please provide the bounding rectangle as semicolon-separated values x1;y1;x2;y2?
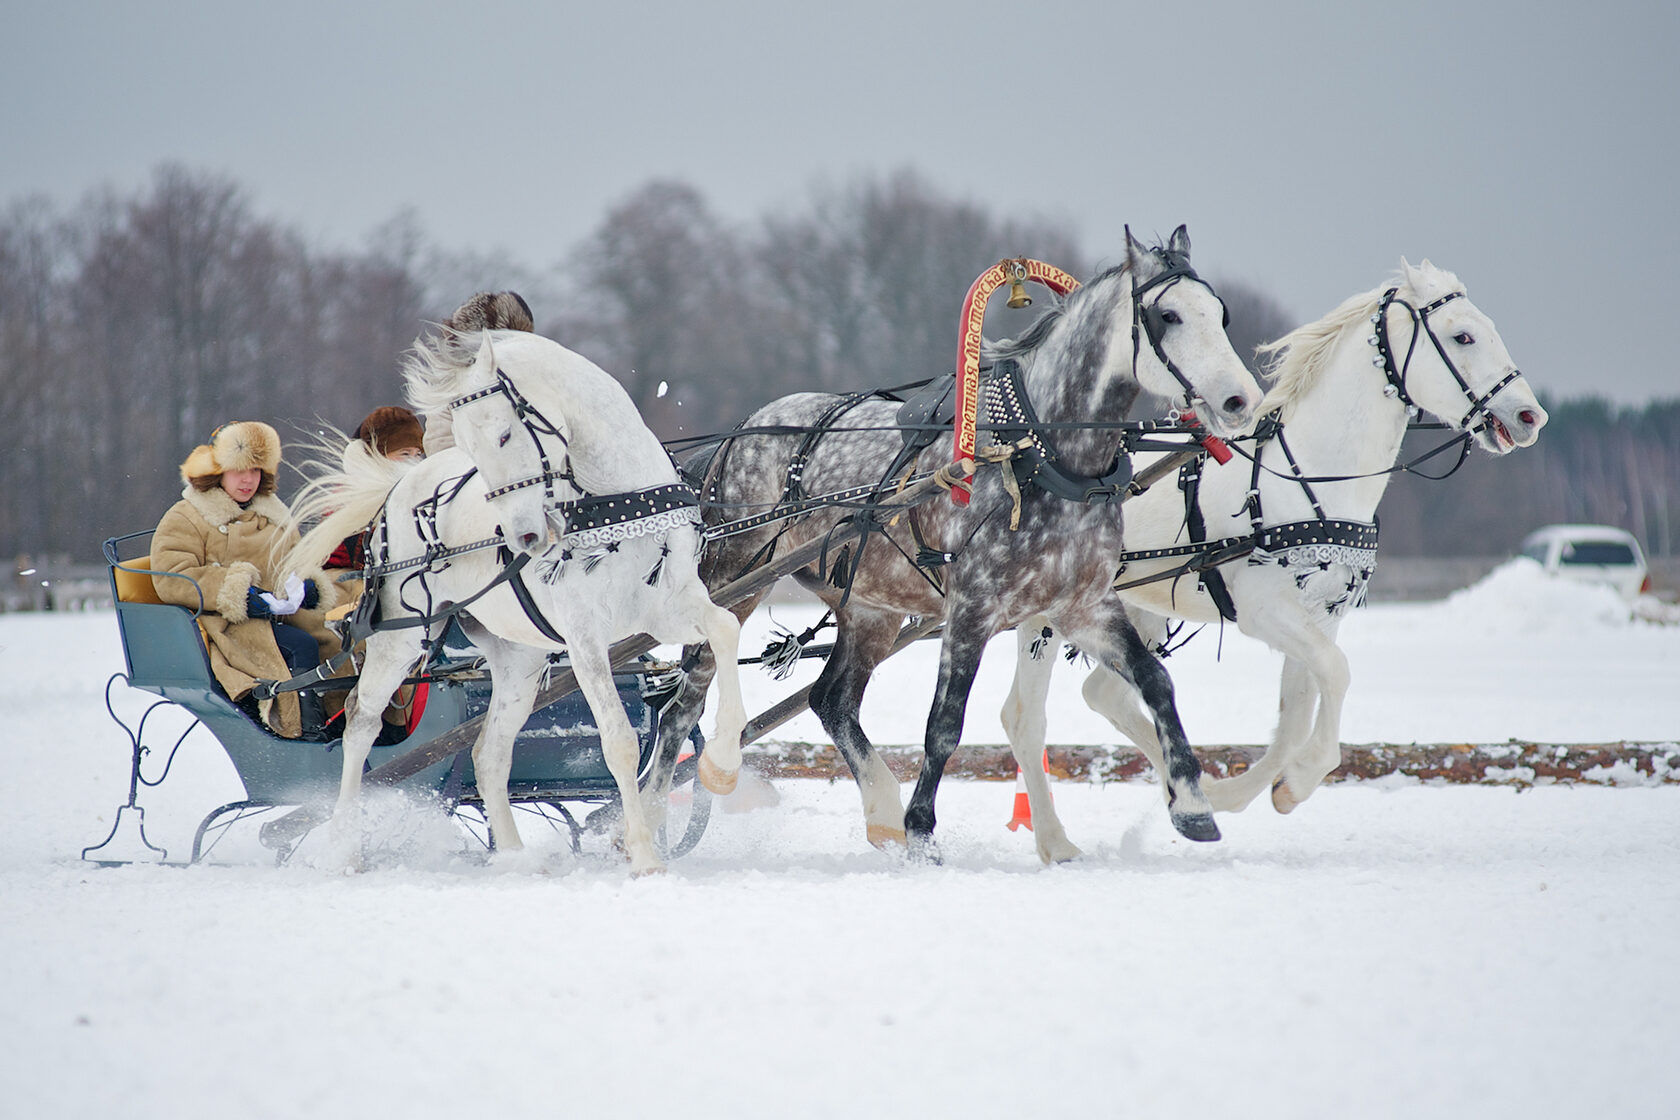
259;573;306;616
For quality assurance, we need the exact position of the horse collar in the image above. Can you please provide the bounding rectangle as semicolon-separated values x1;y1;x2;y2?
987;360;1133;504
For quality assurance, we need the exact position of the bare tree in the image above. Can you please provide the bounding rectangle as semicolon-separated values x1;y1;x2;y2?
570;181;737;409
2;164;1674;567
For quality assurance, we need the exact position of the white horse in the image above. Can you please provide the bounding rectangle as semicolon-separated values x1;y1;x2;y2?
1002;259;1548;862
284;329;747;875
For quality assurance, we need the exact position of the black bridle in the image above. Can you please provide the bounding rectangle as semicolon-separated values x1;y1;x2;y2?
448;367;576;503
1131;247;1232;407
1370;287;1524;433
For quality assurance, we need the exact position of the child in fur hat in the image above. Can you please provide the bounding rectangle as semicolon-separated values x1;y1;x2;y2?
150;421;344;739
324;406;426;571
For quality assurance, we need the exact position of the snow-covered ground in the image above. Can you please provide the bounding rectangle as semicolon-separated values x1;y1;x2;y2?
2;561;1676;1119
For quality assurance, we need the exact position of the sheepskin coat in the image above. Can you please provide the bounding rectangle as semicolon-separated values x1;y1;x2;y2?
150;485;343;738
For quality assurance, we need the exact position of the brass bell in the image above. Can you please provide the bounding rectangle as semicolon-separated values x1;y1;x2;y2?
1006;261;1032;309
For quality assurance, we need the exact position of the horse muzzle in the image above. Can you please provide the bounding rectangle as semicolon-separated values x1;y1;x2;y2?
1479;390;1547;453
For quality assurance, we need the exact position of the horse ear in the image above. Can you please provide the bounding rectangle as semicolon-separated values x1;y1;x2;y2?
1400;256;1429;294
1125;225;1147;274
1168;224;1191;259
475;328;496;372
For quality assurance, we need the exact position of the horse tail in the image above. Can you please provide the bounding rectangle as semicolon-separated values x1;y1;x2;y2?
275;431;410;576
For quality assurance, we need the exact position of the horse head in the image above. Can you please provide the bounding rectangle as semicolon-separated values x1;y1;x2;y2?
1388;259;1547;453
1124;225;1261;438
436;332;561;557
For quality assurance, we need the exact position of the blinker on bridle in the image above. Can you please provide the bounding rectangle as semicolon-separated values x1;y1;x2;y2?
1131;247;1232;408
1368;287;1523;433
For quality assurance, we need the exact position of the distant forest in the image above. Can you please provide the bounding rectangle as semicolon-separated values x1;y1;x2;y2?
2;164;1675;562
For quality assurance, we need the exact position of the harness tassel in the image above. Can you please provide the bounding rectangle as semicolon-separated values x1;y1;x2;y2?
758;612;835;680
644;542;670;587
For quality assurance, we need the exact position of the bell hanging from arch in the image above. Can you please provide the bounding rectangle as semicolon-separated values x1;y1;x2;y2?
1006;261;1032;309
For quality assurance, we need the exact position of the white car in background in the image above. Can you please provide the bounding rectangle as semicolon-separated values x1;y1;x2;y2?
1517;524;1651;599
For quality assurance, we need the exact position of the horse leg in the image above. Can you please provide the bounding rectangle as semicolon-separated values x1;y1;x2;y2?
328;630;422;861
1222;598;1350;813
1079;664;1169;774
1061;601;1219;842
689;597;747;796
469;637;549;853
1076;606;1174;776
807;607;906;850
1000;620;1082;863
570;638;664;876
1271;630;1349;814
904;604;993;861
641;641;712;835
1200;656;1313;813
641;589;768;832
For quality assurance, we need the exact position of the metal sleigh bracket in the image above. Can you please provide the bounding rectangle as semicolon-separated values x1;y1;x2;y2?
81;674;172;864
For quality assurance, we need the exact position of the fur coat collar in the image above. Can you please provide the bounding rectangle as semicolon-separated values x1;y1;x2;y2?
178;484;292;529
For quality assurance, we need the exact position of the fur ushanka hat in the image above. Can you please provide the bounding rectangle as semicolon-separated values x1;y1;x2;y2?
353;406;425;457
443;291;535;335
179;420;283;483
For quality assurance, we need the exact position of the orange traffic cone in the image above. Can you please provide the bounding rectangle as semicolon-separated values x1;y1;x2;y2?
1007;770;1033;832
1006;750;1050;832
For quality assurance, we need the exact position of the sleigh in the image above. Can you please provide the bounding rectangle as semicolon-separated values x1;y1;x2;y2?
84;530;712;865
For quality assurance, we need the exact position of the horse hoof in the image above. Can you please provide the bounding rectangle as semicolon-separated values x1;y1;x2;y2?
1041;842;1084;865
907;833;943;865
1171;811;1221;843
630;862;668;878
697;753;739;795
866;824;907;850
1271;778;1301;814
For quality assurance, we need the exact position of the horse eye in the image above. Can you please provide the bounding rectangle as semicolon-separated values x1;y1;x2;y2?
1453;331;1475;345
1161;310;1182;325
497;430;512;447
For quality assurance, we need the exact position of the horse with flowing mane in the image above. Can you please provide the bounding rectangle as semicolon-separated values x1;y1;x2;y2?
283;327;747;875
649;227;1263;858
1001;259;1548;861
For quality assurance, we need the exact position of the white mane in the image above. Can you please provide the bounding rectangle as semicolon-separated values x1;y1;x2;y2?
276;430;411;575
402;327;513;452
1256;263;1465;415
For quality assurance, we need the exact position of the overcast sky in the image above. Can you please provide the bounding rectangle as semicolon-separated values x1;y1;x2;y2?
5;0;1675;403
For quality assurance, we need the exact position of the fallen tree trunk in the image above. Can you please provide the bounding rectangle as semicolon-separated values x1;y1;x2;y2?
743;739;1680;786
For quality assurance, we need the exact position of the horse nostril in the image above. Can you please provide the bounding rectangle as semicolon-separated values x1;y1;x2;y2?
1223;395;1249;417
519;532;539;550
1518;409;1538;427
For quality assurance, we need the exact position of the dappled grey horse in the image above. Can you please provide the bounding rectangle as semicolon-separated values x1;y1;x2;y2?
651;227;1262;858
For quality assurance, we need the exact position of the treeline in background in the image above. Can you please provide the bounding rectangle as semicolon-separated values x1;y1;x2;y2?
2;164;1675;564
